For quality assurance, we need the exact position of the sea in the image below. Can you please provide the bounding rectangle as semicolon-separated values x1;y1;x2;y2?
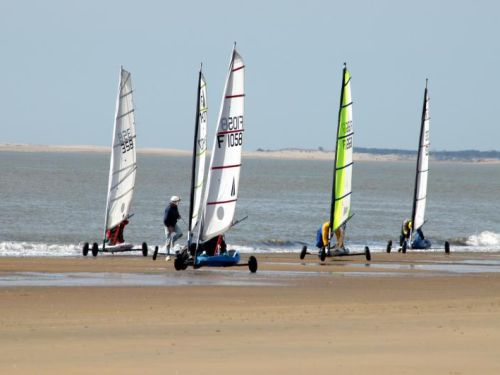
1;151;499;256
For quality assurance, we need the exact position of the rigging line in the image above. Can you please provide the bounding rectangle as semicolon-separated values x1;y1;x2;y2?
337;132;354;140
336;161;353;171
108;186;134;203
334;191;352;201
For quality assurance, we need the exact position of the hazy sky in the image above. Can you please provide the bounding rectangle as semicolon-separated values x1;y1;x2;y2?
1;0;499;151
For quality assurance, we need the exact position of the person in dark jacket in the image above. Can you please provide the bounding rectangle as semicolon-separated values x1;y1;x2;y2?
164;195;183;260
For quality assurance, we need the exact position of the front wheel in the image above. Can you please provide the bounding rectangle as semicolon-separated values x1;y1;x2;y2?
248;256;258;273
174;257;185;271
300;246;307;260
82;242;89;256
402;241;407;254
386;240;392;253
320;247;326;262
152;246;159;261
365;246;371;261
91;243;99;257
444;241;450;254
142;242;148;257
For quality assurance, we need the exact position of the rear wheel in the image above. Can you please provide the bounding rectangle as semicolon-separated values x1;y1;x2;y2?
248;256;258;273
82;242;89;256
365;246;371;261
300;246;307;260
152;246;159;261
91;243;99;257
320;247;326;262
142;242;148;257
386;240;392;253
174;257;184;271
444;241;450;254
402;241;407;254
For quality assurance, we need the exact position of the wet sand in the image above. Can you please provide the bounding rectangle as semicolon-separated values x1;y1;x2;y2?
1;253;500;374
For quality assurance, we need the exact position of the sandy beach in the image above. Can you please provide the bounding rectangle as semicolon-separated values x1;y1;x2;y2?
1;252;500;374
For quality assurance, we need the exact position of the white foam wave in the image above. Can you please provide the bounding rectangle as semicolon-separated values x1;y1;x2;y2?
0;241;82;257
466;231;500;247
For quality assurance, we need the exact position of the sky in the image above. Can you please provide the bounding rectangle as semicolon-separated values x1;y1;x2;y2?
1;0;499;152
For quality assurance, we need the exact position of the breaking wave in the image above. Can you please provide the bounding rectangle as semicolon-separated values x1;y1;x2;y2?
0;241;82;257
465;231;500;247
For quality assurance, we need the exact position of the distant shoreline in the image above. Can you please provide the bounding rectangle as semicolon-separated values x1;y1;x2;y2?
1;143;500;163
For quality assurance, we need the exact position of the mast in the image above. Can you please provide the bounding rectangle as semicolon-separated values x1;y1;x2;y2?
188;65;203;246
411;79;429;232
328;63;347;247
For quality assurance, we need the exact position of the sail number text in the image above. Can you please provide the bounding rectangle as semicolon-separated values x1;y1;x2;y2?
217;115;244;148
341;120;353;150
118;129;134;154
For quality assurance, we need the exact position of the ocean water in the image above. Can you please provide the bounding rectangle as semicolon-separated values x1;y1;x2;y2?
1;151;499;256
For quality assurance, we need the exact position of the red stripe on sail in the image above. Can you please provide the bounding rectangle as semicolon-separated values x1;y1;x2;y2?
207;199;237;206
211;164;241;170
232;65;245;72
225;94;245;99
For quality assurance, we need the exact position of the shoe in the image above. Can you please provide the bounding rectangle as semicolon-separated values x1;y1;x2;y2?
165;256;171;262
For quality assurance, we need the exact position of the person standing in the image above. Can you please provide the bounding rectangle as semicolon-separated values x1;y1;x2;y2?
163;195;183;261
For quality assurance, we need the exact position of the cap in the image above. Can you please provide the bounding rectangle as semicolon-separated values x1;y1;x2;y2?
170;195;181;203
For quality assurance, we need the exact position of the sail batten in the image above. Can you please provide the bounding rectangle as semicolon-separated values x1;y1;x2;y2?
200;47;245;242
104;67;137;233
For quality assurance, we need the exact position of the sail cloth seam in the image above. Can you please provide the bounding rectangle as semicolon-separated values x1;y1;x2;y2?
116;109;134;120
120;90;133;99
207;199;238;205
334;191;352;201
417;168;429;173
337;132;354;140
211;164;241;170
344;77;351;87
120;72;131;90
108;186;134;203
336;161;353;171
341;101;353;108
225;94;245;99
112;163;137;175
415;195;427;201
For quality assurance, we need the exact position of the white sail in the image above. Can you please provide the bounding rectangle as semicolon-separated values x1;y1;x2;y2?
200;47;245;241
412;81;430;231
104;67;137;234
190;72;208;232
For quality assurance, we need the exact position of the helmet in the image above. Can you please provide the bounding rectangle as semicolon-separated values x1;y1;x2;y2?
170;195;181;203
408;220;412;229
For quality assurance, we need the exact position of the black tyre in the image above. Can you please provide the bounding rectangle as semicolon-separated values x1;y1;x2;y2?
248;256;258;273
82;242;89;257
365;246;371;261
320;247;326;262
300;245;307;260
444;241;450;254
142;242;148;257
402;241;407;254
152;246;159;261
386;240;392;253
91;242;99;257
174;257;184;271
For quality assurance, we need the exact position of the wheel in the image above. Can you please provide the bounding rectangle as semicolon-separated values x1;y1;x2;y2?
365;246;371;261
82;242;89;256
320;247;326;262
300;245;307;260
142;242;148;257
402;241;407;254
386;240;392;253
152;246;159;261
248;256;258;273
174;257;184;271
91;242;99;257
444;241;450;254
